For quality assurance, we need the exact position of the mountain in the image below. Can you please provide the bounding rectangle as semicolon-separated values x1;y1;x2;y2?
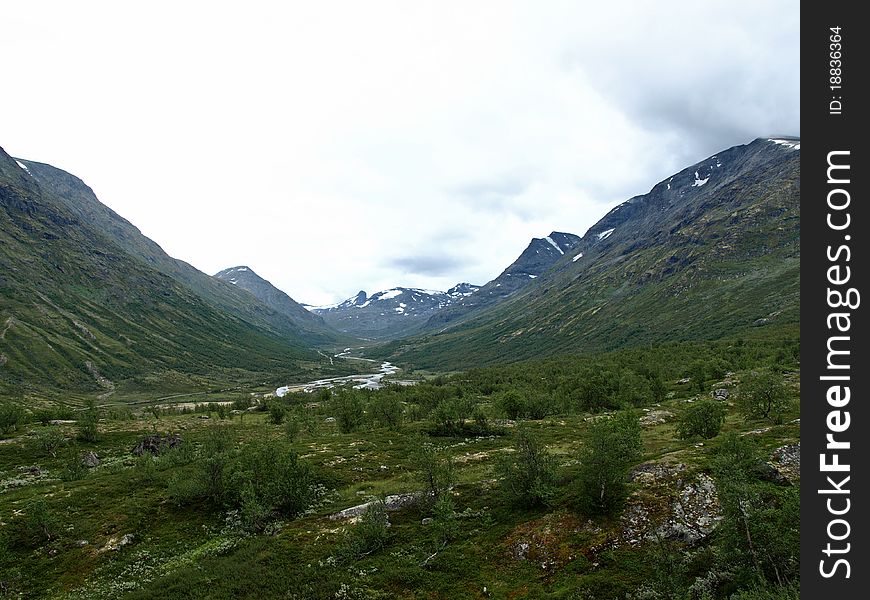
425;231;581;329
311;284;480;340
213;266;333;338
14;159;338;346
0;147;327;395
383;137;800;370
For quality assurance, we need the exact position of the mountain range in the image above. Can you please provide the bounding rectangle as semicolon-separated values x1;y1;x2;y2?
306;284;481;340
1;136;799;391
379;137;800;369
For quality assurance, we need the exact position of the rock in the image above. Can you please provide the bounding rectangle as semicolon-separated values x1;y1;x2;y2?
132;434;182;456
512;541;531;561
422;517;433;525
655;474;722;544
82;451;100;468
329;492;426;520
772;443;800;480
76;540;89;547
198;415;210;419
711;388;729;400
757;461;791;486
105;533;134;551
676;377;691;384
629;462;686;485
639;410;674;426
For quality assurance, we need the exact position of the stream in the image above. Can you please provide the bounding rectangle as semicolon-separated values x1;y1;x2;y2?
275;351;415;397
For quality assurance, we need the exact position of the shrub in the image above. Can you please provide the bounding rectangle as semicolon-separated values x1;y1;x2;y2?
76;399;100;443
576;410;643;515
369;394;403;430
496;390;526;420
33;427;67;457
739;371;791;423
496;426;558;508
332;390;365;433
0;403;25;435
15;499;61;547
60;448;89;482
339;497;391;560
676;399;727;439
284;416;301;442
411;439;454;503
712;434;800;589
268;400;287;425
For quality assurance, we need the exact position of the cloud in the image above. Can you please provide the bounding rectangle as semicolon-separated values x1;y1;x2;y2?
387;254;466;278
0;1;799;304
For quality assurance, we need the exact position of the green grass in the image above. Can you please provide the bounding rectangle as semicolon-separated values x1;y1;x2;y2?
0;341;800;599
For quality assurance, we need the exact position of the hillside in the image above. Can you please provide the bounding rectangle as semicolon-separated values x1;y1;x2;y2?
0;148;331;396
383;138;800;370
16;160;338;347
213;266;335;340
425;232;581;330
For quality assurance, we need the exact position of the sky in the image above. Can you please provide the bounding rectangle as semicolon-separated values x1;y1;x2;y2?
2;1;799;306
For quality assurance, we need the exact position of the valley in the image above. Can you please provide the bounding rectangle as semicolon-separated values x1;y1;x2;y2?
0;137;801;599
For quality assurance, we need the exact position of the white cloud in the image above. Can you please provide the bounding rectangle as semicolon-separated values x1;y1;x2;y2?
1;1;799;306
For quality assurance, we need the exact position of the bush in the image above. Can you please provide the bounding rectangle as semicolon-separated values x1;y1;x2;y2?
739;371;791;423
339;497;391;560
33;427;67;457
0;403;25;435
268;400;287;425
411;440;454;503
332;390;365;433
496;426;558;508
676;399;727;439
15;499;61;547
712;434;800;589
77;399;100;443
496;390;526;420
576;410;643;515
60;447;89;482
284;416;301;442
369;394;403;430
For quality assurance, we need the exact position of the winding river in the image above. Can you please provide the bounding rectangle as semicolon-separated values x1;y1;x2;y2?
275;360;410;397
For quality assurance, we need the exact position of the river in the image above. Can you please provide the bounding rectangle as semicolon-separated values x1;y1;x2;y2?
274;359;414;397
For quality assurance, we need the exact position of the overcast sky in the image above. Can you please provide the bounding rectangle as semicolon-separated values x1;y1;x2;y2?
2;1;799;305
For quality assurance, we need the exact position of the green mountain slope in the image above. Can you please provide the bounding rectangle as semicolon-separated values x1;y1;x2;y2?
384;138;800;370
14;159;339;347
0;147;324;395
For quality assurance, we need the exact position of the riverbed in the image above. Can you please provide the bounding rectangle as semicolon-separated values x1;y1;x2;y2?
275;360;415;397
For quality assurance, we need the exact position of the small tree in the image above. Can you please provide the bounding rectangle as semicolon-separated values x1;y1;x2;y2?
496;426;558;507
576;410;643;515
369;393;403;430
77;399;99;443
677;399;727;439
332;390;365;433
34;427;67;457
339;496;391;560
0;403;25;436
268;400;287;425
739;371;791;423
496;390;526;420
411;439;454;503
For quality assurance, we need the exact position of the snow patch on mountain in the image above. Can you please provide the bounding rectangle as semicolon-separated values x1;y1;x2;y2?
544;236;564;254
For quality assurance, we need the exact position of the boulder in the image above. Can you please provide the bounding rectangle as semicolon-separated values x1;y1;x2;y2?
132;433;182;456
711;388;729;400
82;451;100;468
